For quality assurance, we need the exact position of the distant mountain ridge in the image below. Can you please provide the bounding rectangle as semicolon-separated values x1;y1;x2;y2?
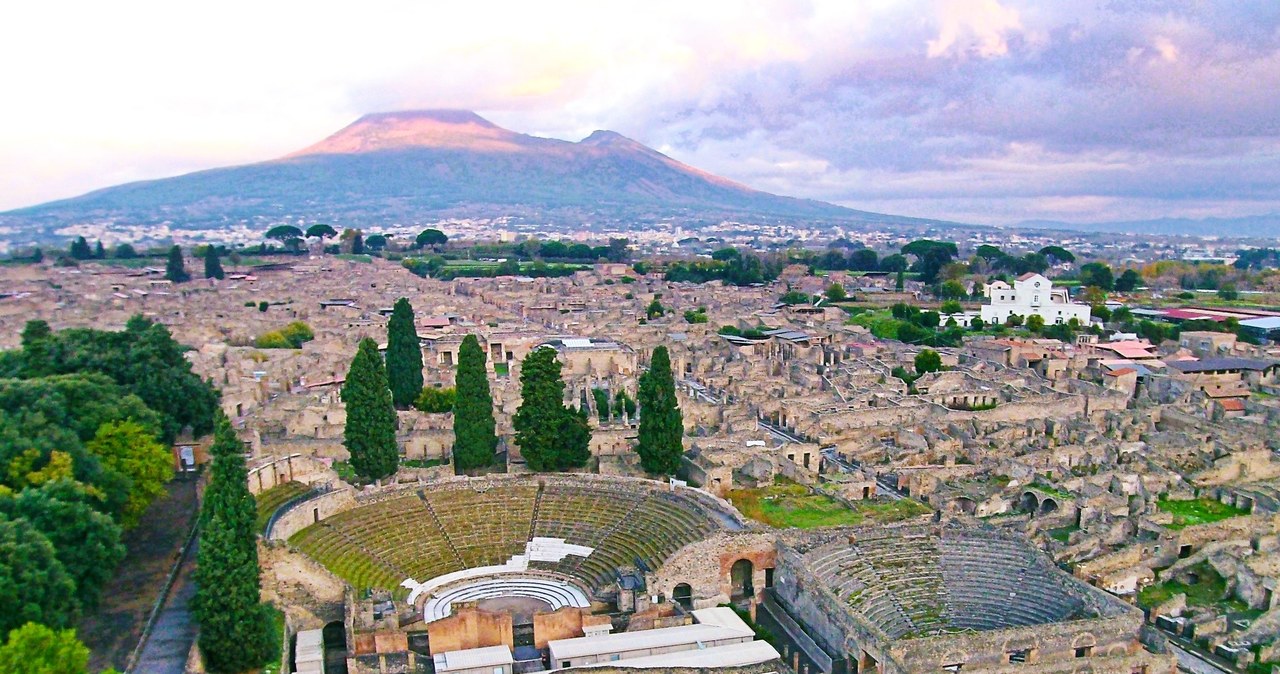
1;109;942;236
1017;214;1280;239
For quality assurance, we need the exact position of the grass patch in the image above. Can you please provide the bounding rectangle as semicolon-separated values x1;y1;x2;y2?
1047;524;1080;543
727;481;929;528
254;481;313;533
401;458;447;470
494;362;509;376
1157;497;1249;530
1137;562;1245;612
1030;483;1074;500
335;253;372;263
333;460;361;484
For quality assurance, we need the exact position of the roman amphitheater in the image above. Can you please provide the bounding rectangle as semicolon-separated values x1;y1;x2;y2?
259;462;1171;674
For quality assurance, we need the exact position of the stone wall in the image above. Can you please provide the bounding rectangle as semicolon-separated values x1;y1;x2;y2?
650;532;778;608
247;453;336;495
891;611;1146;672
267;486;357;541
426;605;513;655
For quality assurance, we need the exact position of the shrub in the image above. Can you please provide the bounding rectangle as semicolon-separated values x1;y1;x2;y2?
414;386;456;413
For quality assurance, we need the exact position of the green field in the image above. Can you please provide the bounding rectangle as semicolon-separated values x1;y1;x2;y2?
1137;562;1246;612
727;481;930;529
1157;497;1249;530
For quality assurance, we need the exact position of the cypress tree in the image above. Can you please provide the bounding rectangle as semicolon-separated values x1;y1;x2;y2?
165;245;190;283
203;246;225;280
514;347;590;471
93;240;106;259
192;414;273;673
68;236;92;260
342;338;400;480
385;297;424;408
454;334;497;471
636;345;684;474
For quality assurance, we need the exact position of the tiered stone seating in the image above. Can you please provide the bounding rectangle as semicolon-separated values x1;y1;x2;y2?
940;534;1082;630
423;486;538;568
288;480;723;595
806;528;1081;639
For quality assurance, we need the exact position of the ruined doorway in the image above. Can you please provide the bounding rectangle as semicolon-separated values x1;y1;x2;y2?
730;559;754;601
1019;492;1039;514
673;583;693;609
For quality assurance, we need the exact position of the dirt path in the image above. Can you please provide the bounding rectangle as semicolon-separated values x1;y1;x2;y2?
79;479;199;672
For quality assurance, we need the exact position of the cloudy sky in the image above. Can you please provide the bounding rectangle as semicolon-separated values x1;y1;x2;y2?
2;0;1278;225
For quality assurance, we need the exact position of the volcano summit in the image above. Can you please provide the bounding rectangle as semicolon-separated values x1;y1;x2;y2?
2;110;925;233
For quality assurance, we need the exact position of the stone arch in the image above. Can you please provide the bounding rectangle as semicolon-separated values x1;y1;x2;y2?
1039;497;1059;515
1019;491;1040;513
673;583;693;610
730;558;755;600
952;496;977;515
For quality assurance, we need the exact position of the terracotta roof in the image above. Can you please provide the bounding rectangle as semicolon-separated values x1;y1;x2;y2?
1106;368;1137;376
1220;399;1246;411
1017;272;1040;281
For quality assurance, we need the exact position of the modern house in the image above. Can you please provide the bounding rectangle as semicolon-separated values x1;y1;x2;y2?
980;273;1091;326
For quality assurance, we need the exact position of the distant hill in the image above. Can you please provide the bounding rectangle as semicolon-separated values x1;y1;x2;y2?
1017;214;1280;240
1;109;942;236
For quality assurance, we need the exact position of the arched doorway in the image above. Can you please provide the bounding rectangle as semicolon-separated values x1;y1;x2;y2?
673;583;693;610
730;559;755;601
1019;492;1040;514
1039;498;1059;515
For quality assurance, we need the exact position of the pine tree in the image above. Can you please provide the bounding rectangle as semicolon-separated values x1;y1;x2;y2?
342;338;400;480
93;240;106;259
192;414;273;673
203;246;225;280
385;297;424;408
514;347;590;471
636;345;684;474
165;245;190;283
454;334;497;471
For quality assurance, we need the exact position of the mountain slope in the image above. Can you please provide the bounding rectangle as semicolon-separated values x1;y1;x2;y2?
2;110;934;232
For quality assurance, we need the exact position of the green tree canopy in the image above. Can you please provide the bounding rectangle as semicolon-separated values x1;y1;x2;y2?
69;237;93;260
365;233;388;251
1;480;125;609
901;240;958;284
9;318;218;442
203;246;224;280
341;339;399;481
164;245;190;283
914;349;943;374
823;283;847;302
85;420;172;529
0;515;78;635
636;346;684;475
414;387;456;414
1079;262;1114;291
1038;245;1075;264
385;298;424;408
1026;314;1046;332
416;229;449;249
193;415;274;673
1114;268;1142;292
0;622;94;674
306;223;338;239
113;243;138;259
514;348;590;471
453;335;498;471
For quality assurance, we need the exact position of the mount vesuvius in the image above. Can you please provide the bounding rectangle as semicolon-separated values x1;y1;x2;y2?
2;110;935;233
